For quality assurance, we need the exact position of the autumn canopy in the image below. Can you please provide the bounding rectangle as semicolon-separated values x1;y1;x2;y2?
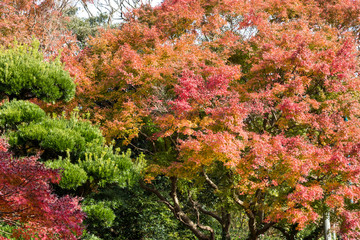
2;0;360;239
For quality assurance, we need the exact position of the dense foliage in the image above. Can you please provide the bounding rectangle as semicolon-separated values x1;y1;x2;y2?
0;42;75;102
0;99;46;130
0;0;78;53
65;0;360;239
3;0;360;239
0;138;84;239
0;40;138;238
0;100;138;238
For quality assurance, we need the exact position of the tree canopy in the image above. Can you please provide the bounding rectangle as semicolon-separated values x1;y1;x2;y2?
3;0;360;239
65;0;360;239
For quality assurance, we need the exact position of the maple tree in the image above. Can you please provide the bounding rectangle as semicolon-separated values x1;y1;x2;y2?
0;0;79;53
0;138;84;239
67;0;360;239
2;0;360;238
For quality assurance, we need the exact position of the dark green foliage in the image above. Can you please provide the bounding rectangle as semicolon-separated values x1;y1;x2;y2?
82;234;102;240
8;112;104;158
82;185;196;240
0;101;143;239
0;99;46;130
79;146;134;187
1;101;136;191
83;201;116;228
65;7;109;48
46;156;88;190
0;41;75;102
45;145;135;192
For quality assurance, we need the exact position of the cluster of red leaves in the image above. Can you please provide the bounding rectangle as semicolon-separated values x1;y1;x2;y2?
0;138;84;239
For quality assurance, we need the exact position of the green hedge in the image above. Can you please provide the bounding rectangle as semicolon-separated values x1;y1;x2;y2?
0;41;75;102
0;99;46;130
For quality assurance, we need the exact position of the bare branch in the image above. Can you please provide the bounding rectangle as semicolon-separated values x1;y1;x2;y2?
202;168;218;191
139;180;174;211
141;177;215;240
169;177;215;240
188;193;222;223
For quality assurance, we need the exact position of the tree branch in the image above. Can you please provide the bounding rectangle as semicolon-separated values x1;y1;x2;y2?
141;178;214;240
202;168;218;191
139;180;174;211
188;193;222;223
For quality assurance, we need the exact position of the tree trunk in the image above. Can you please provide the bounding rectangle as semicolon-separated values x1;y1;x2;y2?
246;217;259;240
246;232;259;240
324;211;331;240
221;213;231;240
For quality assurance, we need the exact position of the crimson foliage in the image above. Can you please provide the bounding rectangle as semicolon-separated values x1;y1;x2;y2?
0;138;84;240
